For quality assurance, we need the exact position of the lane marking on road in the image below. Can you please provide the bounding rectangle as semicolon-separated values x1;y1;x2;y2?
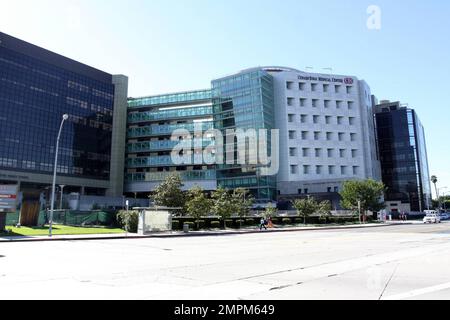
383;281;450;300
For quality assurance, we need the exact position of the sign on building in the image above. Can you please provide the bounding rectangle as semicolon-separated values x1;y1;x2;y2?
0;185;19;212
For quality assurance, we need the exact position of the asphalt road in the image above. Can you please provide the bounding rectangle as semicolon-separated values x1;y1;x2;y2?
1;222;450;300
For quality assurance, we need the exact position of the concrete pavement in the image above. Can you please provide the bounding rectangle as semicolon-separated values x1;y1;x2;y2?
0;222;449;300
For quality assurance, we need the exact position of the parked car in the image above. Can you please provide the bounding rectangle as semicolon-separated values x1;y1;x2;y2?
423;214;441;224
438;213;449;221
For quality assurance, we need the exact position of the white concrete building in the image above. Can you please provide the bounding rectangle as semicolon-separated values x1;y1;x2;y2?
262;67;381;197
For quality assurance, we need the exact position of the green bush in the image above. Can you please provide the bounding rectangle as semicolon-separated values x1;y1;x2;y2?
224;219;233;228
246;219;256;226
183;222;195;230
211;221;221;229
172;220;180;230
117;210;139;233
197;220;206;230
294;217;303;224
235;220;245;228
282;218;292;225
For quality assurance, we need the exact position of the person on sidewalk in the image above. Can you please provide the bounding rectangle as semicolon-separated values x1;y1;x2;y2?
260;218;267;231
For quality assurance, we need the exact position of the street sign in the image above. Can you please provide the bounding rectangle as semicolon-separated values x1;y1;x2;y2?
0;185;18;212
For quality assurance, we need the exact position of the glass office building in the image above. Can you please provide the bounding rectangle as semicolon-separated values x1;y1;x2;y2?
0;32;128;198
212;68;277;202
375;101;432;212
125;90;217;196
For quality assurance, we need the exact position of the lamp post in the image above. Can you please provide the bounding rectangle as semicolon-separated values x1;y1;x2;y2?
59;185;66;210
49;114;69;237
438;187;447;212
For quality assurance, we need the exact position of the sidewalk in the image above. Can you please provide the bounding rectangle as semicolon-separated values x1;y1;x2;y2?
0;222;411;243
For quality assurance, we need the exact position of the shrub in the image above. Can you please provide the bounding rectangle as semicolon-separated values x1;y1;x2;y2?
224;219;233;228
236;220;245;228
211;221;221;229
197;220;206;230
117;210;139;233
246;219;256;226
282;218;292;225
294;217;303;224
183;222;195;230
172;220;180;230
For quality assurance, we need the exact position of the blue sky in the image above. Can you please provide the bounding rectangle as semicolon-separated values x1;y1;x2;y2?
1;0;449;196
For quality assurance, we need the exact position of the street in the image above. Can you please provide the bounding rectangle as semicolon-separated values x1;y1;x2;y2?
1;222;450;300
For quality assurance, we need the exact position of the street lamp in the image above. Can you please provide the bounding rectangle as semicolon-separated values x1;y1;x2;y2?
49;114;69;237
59;185;66;210
438;187;448;212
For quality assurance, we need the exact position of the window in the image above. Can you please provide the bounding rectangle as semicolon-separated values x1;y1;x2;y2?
352;149;358;158
286;81;294;90
350;133;357;142
336;101;343;109
337;116;344;125
304;165;310;175
300;114;308;123
329;166;335;175
346;86;352;94
287;97;295;106
349;117;356;125
335;85;341;93
340;149;346;158
289;131;296;139
327;149;334;158
338;132;345;141
313;115;320;124
304;189;309;194
289;148;297;157
328;187;332;193
302;148;310;157
323;84;329;93
298;189;302;195
314;131;321;140
341;166;347;175
348;101;354;110
316;165;323;175
325;116;332;125
299;82;306;91
326;132;333;141
334;187;339;193
353;166;359;175
300;98;307;107
291;165;298;174
312;99;319;108
311;83;318;92
301;131;309;140
324;100;331;108
288;114;295;123
315;148;322;157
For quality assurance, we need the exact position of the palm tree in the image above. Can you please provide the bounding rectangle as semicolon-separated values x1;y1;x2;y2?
431;176;439;209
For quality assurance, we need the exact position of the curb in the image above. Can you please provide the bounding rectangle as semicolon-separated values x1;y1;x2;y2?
0;223;410;243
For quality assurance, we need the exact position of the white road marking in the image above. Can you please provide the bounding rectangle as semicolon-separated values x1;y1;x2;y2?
383;282;450;300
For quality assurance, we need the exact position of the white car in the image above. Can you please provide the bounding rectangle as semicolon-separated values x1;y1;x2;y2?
423;214;441;224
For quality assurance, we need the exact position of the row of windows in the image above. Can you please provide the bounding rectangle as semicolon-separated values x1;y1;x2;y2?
289;130;358;142
289;148;359;158
288;98;355;110
290;165;360;176
288;114;356;125
286;81;354;94
289;186;340;195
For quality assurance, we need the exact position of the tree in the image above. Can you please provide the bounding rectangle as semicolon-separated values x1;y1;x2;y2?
263;203;278;219
431;175;440;210
340;179;385;223
293;197;319;225
211;187;235;227
231;188;255;228
152;173;186;212
317;200;332;222
186;187;213;230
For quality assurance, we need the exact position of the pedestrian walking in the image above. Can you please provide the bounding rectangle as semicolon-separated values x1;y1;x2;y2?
260;218;267;231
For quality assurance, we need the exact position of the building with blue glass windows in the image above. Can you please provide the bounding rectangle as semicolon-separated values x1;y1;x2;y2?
0;32;128;215
374;101;432;213
125;90;217;195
